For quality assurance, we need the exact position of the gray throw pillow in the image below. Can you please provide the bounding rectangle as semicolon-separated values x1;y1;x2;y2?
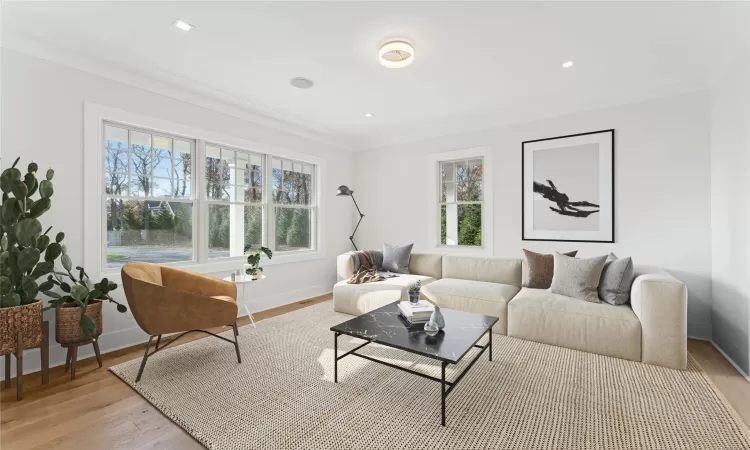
598;253;635;305
368;250;384;271
382;243;413;274
549;252;608;303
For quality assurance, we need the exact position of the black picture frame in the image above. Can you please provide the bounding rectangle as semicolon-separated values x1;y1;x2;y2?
521;129;615;243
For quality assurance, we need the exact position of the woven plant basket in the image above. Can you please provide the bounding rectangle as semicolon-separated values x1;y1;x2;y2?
55;301;103;344
0;300;44;356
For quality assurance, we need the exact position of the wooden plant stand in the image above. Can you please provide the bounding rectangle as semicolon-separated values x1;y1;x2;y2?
3;321;50;401
63;337;102;380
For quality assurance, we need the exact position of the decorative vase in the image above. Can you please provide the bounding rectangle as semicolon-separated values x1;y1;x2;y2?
408;292;420;304
424;321;439;337
55;301;103;344
429;306;446;330
0;300;43;355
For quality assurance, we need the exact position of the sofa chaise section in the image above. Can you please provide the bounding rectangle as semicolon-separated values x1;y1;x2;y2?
333;252;442;316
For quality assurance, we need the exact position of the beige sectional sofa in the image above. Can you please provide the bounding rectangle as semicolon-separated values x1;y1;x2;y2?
333;252;687;370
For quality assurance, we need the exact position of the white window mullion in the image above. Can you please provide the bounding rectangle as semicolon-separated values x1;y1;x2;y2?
196;139;207;263
265;154;275;252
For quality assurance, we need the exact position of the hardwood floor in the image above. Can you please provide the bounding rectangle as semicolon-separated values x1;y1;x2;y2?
2;295;748;450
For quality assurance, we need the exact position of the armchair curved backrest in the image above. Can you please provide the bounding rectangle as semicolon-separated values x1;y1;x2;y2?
121;262;238;335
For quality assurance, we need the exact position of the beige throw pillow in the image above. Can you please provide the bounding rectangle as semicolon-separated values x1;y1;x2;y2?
523;249;578;289
550;252;608;303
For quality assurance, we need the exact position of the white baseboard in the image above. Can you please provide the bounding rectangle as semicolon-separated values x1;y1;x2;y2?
710;340;750;383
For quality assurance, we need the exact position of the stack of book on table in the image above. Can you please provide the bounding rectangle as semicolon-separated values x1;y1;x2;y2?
398;300;435;325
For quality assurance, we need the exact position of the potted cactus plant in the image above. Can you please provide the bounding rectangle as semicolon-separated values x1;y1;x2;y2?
1;157;127;347
1;159;62;354
244;245;272;280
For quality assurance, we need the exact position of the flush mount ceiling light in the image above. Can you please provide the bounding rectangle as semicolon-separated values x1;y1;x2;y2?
363;112;375;118
290;77;314;89
379;40;415;68
172;19;194;31
562;60;575;68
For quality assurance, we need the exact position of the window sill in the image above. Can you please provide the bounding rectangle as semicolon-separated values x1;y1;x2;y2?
100;250;324;279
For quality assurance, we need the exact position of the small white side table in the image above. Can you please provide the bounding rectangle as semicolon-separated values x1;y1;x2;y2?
223;274;266;328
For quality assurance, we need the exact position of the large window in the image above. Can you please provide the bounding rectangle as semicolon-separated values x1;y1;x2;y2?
101;121;318;270
427;147;493;254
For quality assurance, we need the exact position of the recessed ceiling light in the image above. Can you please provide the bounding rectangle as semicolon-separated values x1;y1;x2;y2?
363;113;375;118
379;40;415;68
562;60;574;69
172;19;194;31
290;77;314;89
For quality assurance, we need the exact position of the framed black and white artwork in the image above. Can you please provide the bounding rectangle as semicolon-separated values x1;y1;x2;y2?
522;129;615;243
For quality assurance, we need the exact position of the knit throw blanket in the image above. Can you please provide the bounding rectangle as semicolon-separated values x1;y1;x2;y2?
346;251;385;284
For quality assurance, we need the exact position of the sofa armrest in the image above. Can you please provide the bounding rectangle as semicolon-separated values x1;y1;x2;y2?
629;267;687;370
337;252;356;280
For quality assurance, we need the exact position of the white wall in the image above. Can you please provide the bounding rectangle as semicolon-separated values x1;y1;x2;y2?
354;91;713;339
1;49;354;375
710;50;750;375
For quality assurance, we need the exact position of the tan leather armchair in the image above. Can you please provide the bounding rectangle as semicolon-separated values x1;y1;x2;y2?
121;262;242;382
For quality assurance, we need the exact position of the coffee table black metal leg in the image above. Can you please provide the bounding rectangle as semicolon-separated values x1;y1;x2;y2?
441;361;447;426
489;329;493;362
334;332;339;383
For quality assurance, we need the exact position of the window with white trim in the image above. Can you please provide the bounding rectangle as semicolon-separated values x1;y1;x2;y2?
102;122;317;270
271;157;316;252
439;158;484;246
205;144;264;259
104;123;195;268
427;146;492;254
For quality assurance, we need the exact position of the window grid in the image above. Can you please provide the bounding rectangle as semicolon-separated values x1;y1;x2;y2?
438;157;484;247
271;157;317;253
204;144;266;259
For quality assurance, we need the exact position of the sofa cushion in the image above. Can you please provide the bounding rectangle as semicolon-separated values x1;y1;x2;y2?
507;288;641;362
333;274;435;316
442;256;522;286
409;253;443;279
421;278;520;334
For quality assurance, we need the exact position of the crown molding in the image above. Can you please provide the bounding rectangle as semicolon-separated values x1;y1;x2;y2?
2;30;354;151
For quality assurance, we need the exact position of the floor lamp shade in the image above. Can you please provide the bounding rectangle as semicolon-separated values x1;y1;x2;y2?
336;185;364;250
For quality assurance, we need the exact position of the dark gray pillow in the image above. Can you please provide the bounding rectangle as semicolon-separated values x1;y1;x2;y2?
367;250;384;271
598;253;635;305
382;243;413;274
549;252;608;303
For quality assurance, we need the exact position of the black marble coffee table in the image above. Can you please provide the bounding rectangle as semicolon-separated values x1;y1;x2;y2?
330;301;498;426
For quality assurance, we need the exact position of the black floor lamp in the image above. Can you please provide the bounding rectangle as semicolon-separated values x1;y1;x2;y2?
336;185;364;251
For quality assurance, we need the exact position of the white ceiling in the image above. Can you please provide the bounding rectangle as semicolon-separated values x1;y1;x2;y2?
4;1;750;150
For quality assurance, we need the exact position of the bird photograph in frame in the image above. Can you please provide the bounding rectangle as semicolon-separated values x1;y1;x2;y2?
522;129;615;243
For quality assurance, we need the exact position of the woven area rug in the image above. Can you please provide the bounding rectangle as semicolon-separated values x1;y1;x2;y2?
111;301;750;450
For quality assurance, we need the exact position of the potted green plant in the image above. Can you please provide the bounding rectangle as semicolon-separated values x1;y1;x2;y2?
1;159;62;354
1;157;127;347
244;245;272;280
408;280;421;304
42;253;127;344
